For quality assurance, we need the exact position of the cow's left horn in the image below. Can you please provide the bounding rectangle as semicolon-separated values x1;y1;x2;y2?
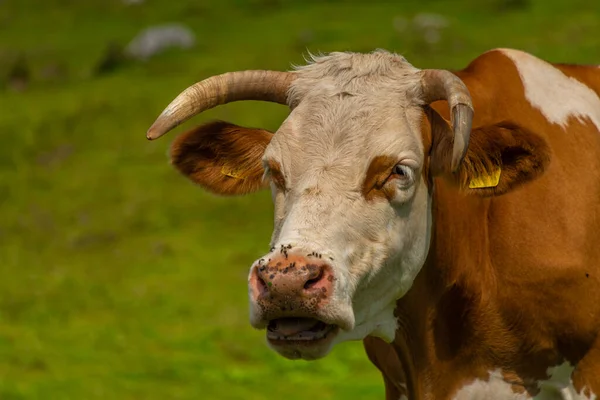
147;70;296;140
420;69;474;172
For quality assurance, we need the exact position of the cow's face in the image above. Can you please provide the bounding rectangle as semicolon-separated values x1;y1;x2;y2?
249;86;433;360
153;50;549;361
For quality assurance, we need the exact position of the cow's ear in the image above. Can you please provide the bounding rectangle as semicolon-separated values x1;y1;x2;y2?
170;120;273;196
429;113;551;196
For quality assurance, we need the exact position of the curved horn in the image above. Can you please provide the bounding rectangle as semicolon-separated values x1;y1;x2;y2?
147;70;296;140
420;69;474;172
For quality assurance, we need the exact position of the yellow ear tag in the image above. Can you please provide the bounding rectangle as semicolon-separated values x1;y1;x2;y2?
221;165;248;180
468;167;501;189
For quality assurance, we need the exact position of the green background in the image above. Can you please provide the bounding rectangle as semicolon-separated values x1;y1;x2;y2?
1;0;599;398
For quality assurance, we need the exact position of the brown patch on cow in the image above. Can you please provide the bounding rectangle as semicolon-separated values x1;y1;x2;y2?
427;107;551;196
364;336;409;399
303;186;322;196
170;120;272;195
500;370;531;396
420;108;436;192
571;342;600;398
362;155;398;201
265;159;287;192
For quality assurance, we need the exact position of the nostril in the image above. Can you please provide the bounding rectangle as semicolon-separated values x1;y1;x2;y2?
254;269;270;296
258;275;268;289
304;268;324;290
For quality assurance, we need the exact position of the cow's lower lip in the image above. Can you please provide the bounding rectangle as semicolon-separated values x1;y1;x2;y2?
266;318;338;343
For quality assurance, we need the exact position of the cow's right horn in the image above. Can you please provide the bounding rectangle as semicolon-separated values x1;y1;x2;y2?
420;69;474;173
147;70;296;140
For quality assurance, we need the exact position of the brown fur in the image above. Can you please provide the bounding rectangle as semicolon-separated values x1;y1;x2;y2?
265;160;287;192
427;106;551;196
362;155;399;201
170;120;272;196
364;336;409;400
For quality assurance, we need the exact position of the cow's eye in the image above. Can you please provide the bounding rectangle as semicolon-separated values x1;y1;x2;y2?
391;164;415;185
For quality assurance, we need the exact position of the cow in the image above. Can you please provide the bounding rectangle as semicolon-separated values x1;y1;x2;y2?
146;48;600;399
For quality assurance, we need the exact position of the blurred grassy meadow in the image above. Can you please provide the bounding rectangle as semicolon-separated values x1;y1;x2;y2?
0;0;599;398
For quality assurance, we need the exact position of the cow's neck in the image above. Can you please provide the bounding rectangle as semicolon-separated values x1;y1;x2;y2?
391;180;495;398
389;180;574;399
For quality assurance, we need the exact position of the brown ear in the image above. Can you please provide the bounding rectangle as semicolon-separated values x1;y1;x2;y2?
429;111;551;196
170;120;273;196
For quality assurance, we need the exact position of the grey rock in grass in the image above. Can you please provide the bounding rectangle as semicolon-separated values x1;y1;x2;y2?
125;24;195;61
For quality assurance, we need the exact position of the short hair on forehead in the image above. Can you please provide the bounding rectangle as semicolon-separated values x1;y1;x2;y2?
292;49;416;79
287;49;423;108
282;92;424;148
262;50;427;183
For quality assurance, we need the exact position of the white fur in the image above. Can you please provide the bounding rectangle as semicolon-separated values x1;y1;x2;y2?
452;370;527;400
498;48;600;131
451;363;597;400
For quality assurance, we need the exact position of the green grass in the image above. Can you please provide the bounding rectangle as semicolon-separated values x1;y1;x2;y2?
1;0;599;398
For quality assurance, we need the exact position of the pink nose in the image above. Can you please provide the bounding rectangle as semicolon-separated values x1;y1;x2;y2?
249;252;334;307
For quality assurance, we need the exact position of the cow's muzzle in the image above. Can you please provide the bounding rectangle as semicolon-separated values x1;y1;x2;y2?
248;250;347;359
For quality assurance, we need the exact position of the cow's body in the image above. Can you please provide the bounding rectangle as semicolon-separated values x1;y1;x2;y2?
366;49;600;400
147;48;600;399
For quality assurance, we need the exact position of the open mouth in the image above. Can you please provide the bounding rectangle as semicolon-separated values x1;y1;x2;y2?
266;317;338;343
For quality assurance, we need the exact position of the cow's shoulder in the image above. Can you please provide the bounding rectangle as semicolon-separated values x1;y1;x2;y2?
451;48;600;132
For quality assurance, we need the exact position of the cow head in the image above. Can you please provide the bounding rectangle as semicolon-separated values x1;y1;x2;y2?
147;51;549;360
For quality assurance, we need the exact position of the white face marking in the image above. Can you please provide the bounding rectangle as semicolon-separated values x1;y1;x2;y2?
498;48;600;131
452;364;597;400
265;108;433;347
248;51;434;358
